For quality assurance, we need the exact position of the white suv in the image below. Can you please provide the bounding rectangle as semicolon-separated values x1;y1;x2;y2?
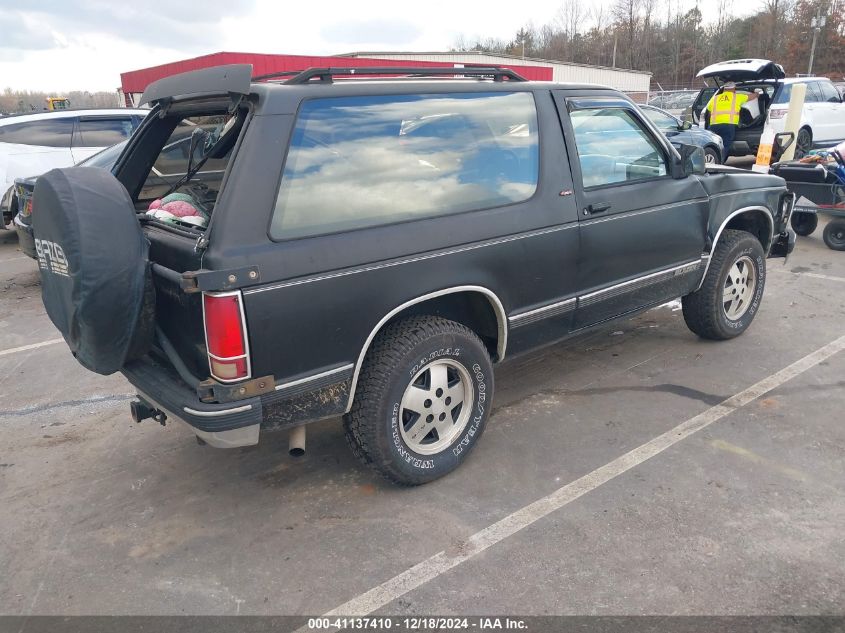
688;59;845;158
0;108;147;227
767;77;845;154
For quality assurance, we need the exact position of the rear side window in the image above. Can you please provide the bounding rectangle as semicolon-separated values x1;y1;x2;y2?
0;118;74;148
817;81;841;103
270;92;539;240
776;83;821;104
569;107;667;188
74;118;137;147
805;82;823;103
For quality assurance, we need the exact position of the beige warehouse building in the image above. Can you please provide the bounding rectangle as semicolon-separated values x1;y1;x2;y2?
337;50;652;94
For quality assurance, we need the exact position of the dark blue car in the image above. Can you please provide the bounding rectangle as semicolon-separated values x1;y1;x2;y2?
640;105;724;165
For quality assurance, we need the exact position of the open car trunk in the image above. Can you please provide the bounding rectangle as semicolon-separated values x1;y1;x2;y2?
111;66;254;387
696;59;786;85
690;60;785;138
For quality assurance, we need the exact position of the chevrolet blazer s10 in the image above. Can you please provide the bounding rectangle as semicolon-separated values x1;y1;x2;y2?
33;65;795;485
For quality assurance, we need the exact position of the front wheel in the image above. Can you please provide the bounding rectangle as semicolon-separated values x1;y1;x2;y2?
703;146;721;165
823;220;845;251
791;212;818;236
344;316;494;485
682;229;766;340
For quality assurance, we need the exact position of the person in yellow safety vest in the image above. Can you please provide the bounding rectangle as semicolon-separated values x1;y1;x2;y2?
705;81;759;162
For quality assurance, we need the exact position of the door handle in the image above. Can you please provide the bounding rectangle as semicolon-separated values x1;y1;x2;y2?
584;202;611;216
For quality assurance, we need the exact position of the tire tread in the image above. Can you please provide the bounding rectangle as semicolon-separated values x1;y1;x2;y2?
343;315;488;485
682;229;763;340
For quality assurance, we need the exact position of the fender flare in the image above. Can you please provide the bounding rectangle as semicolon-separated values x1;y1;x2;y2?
344;285;508;413
696;206;774;291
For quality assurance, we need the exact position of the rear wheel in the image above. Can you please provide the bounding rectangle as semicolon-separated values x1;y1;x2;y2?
682;230;766;340
796;127;813;158
344;316;493;485
791;212;818;236
822;220;845;251
703;146;721;165
1;191;15;230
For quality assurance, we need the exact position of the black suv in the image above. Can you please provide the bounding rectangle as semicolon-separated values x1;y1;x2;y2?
33;65;795;485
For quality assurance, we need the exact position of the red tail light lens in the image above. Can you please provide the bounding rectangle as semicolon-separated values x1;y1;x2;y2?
202;291;251;382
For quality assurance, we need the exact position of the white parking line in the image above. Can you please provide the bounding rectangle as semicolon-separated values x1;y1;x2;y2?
799;271;845;283
0;338;64;358
318;333;845;618
772;268;845;283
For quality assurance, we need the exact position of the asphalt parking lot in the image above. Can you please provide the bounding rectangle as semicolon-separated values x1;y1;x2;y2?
1;221;843;618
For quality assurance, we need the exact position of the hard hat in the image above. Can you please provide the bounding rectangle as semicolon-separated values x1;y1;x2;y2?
724;81;737;90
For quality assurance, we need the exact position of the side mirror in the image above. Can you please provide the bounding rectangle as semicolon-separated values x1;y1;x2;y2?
680;120;693;131
672;143;706;178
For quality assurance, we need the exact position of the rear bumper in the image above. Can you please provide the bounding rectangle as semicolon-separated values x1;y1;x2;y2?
121;355;263;444
121;352;354;447
12;215;36;259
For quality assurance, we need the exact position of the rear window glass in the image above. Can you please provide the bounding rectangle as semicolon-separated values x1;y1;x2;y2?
79;140;127;169
74;118;137;147
270;92;539;240
0;118;74;148
138;116;232;206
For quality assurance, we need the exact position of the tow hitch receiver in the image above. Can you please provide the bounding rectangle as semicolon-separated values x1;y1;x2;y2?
130;398;167;426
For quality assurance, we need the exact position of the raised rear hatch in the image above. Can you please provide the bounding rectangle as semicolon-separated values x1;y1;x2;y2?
696;59;786;84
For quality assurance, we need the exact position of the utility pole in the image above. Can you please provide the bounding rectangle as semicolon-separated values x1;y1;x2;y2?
612;34;618;68
808;9;826;75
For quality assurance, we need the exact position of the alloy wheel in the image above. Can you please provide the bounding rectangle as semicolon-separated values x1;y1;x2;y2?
399;359;474;455
722;255;757;320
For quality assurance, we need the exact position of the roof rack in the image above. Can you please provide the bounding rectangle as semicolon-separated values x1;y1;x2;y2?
252;66;528;84
251;70;302;82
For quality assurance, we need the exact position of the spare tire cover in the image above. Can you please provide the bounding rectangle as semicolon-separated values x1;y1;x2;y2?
33;167;154;375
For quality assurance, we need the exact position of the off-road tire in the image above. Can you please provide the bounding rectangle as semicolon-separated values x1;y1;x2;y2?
343;316;493;485
791;212;818;236
682;229;766;340
822;220;845;251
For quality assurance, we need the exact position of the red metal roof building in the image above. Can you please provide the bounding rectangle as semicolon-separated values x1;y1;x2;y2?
119;51;553;105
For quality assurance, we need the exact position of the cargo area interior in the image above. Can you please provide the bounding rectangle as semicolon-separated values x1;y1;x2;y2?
122;102;250;233
695;82;776;130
